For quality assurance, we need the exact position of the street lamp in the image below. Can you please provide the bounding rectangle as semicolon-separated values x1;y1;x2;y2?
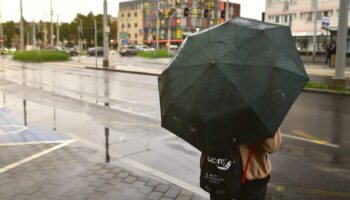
167;12;177;54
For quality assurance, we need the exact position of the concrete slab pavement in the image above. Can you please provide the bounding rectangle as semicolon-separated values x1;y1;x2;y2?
0;105;205;200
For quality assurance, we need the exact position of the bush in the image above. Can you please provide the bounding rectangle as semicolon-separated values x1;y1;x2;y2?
137;50;172;58
13;50;70;61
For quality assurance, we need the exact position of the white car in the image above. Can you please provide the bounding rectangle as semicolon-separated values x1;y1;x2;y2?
136;45;155;52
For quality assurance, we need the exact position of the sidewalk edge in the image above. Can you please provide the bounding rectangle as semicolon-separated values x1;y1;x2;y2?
85;66;160;76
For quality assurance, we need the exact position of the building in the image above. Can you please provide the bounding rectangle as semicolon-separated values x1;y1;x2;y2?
118;0;240;47
265;0;349;53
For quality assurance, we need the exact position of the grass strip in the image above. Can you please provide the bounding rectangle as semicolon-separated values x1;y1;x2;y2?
136;50;172;58
13;50;70;61
305;81;350;93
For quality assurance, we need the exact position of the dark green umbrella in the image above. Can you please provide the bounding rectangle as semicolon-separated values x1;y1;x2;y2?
158;17;309;154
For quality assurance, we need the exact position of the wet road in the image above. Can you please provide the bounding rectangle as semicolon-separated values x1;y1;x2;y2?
0;55;349;200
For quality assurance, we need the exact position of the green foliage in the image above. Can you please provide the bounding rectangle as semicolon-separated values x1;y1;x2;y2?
137;50;173;58
13;50;70;61
305;81;350;93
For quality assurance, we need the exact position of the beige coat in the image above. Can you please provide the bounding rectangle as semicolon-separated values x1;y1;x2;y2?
239;129;282;180
200;130;282;180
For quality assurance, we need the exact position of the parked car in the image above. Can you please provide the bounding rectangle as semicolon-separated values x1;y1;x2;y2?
119;45;140;56
135;45;155;52
43;46;70;55
87;47;104;56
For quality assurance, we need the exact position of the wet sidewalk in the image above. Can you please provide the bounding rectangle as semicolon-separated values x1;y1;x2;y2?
0;106;204;200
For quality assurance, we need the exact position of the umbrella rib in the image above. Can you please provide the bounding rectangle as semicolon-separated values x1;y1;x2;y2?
216;30;264;61
162;64;212;122
214;65;273;136
214;22;229;60
189;37;212;61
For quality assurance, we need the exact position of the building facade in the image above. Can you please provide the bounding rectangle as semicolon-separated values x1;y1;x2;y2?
265;0;349;53
118;0;240;47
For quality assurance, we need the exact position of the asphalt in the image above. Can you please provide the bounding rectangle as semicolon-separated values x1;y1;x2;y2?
1;55;349;200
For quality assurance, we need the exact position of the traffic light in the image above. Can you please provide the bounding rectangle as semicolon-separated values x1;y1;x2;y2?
204;9;209;18
184;7;189;17
221;10;225;19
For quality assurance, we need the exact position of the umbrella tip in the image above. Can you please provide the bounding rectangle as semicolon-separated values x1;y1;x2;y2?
211;60;216;65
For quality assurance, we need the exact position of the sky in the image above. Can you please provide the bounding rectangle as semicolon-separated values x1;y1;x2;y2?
0;0;265;23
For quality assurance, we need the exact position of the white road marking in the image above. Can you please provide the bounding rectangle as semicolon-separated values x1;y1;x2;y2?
0;125;28;135
0;140;75;146
0;140;75;174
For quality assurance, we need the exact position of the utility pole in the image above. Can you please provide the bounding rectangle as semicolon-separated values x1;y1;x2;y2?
0;0;3;50
32;19;36;50
103;0;109;68
312;0;318;62
20;0;24;51
226;0;229;21
156;0;159;50
167;12;176;54
94;19;98;68
331;0;349;89
77;20;81;62
56;14;59;45
50;0;54;46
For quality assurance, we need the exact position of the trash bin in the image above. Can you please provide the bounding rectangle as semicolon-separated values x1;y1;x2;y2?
109;51;117;67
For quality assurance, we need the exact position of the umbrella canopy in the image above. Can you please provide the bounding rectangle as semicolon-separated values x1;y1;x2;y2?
158;17;309;154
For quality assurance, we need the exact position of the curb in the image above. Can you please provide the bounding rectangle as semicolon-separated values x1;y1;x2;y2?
85;67;350;96
302;88;350;96
85;66;160;76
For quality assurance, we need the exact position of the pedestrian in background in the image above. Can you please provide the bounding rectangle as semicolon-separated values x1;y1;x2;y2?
330;41;336;68
324;42;331;66
200;130;282;200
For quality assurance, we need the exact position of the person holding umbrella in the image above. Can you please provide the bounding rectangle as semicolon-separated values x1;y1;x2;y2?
158;17;308;200
201;130;281;200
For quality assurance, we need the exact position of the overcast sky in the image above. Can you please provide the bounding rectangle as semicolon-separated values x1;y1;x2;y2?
1;0;265;23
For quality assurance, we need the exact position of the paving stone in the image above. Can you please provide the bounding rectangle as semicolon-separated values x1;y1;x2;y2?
106;177;123;185
179;189;193;196
100;173;115;180
136;185;154;194
109;167;123;174
164;189;181;198
122;176;138;184
146;191;164;200
116;171;131;178
146;179;161;187
155;184;171;192
137;176;150;182
176;194;193;200
85;191;105;200
160;197;175;200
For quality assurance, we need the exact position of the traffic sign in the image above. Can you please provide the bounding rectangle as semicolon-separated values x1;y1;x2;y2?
322;16;330;26
0;38;4;43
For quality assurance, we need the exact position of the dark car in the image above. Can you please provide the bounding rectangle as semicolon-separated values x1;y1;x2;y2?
87;47;104;56
119;46;140;56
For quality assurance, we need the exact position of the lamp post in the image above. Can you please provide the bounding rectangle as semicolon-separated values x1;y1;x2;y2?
20;0;24;51
167;12;176;54
312;0;318;62
103;0;109;68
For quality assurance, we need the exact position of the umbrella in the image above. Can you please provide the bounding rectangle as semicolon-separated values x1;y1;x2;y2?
158;17;309;154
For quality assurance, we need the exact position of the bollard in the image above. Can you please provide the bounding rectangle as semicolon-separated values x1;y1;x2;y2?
105;127;110;163
23;99;27;126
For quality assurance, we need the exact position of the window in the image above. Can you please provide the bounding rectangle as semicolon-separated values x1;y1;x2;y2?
134;23;137;28
135;33;138;39
122;13;124;17
128;24;131;28
275;16;280;23
135;12;137;17
122;24;125;28
127;13;130;17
